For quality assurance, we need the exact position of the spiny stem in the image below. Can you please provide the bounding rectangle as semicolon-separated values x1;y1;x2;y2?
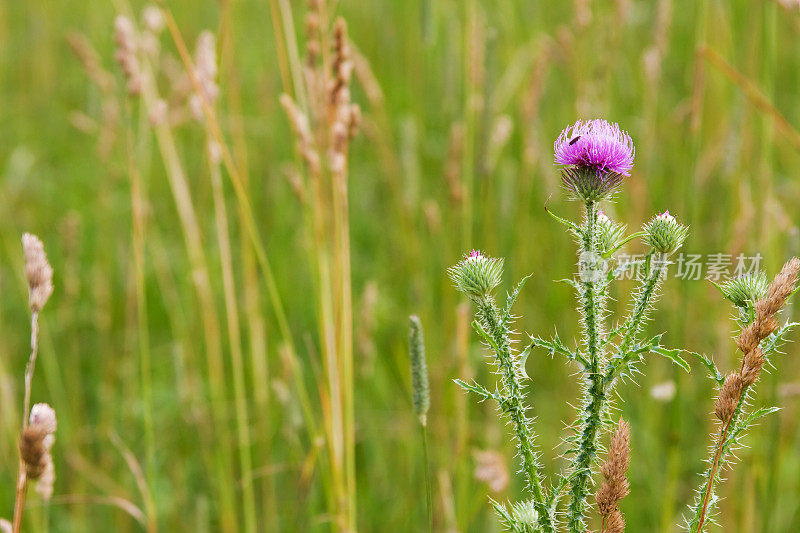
693;381;750;531
620;254;661;353
605;256;665;384
476;301;554;532
567;201;604;533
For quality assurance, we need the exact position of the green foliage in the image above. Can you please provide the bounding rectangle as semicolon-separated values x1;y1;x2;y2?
3;0;800;531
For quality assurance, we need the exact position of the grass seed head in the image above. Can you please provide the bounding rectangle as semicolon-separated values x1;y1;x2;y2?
22;233;54;313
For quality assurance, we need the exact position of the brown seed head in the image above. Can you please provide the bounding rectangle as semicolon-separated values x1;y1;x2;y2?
22;233;54;313
605;509;626;533
20;403;57;480
20;425;48;476
765;257;800;306
741;346;765;387
596;419;631;519
715;372;743;422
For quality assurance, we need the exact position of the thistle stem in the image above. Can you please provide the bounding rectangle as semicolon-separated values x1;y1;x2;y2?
692;379;751;531
476;301;554;532
567;201;605;533
605;255;665;384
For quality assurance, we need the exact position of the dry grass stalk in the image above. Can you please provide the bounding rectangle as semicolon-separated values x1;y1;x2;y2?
67;32;120;158
279;3;361;528
697;257;800;531
13;235;56;533
596;419;631;533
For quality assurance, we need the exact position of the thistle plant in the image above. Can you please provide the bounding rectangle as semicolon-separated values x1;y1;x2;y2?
446;119;797;532
687;259;800;532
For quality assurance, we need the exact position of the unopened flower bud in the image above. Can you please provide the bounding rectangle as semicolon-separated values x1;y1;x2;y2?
643;211;688;254
447;250;504;302
718;272;768;309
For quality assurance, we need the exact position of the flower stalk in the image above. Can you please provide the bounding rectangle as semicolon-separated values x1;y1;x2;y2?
475;297;554;532
566;200;607;532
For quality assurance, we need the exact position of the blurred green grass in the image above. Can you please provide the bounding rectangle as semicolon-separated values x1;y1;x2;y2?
2;0;800;531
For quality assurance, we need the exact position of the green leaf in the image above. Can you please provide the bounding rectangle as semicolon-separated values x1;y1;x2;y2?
473;319;501;353
528;332;577;362
602;231;646;259
555;278;581;292
742;405;781;426
651;345;691;373
691;351;723;385
502;274;533;327
544;204;582;238
518;341;532;380
762;322;799;357
453;379;495;402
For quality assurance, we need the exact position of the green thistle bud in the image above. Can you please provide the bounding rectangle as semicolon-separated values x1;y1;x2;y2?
642;211;688;254
511;500;538;531
717;272;768;309
447;250;504;301
408;315;430;424
596;209;626;255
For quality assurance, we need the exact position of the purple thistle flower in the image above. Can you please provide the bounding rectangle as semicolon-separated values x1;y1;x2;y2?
554;119;635;202
554;120;635;176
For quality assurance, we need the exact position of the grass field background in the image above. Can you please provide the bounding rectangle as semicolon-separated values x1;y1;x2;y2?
2;0;800;531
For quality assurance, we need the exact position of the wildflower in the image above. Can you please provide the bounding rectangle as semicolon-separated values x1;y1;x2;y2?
643;211;688;254
447;250;503;302
554;119;635;201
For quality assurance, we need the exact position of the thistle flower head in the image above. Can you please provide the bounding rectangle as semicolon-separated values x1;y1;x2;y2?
718;272;769;310
554;119;635;202
643;211;688;254
448;250;504;302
